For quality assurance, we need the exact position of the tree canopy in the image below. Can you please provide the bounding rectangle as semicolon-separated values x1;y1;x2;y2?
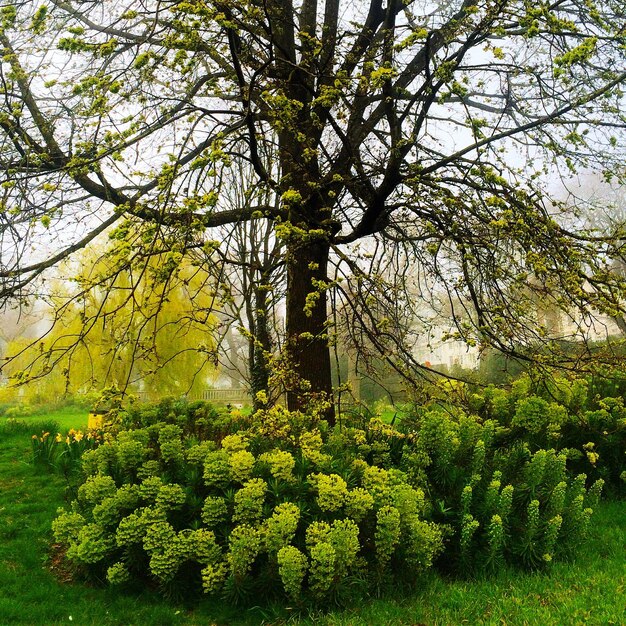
1;240;218;401
1;0;626;419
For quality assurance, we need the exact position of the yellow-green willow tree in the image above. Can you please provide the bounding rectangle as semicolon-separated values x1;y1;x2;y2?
3;237;219;400
1;0;626;421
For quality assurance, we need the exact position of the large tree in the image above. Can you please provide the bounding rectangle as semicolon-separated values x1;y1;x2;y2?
1;0;626;420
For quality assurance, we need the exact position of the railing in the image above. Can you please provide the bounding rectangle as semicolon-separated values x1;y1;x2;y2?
133;388;252;405
197;388;251;404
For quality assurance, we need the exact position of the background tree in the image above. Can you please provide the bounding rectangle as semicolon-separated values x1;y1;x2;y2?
0;303;44;358
1;0;626;421
203;159;286;409
568;173;626;335
2;235;219;401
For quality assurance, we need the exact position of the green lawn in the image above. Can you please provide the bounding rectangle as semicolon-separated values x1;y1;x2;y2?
0;420;253;626
2;405;88;432
0;410;624;625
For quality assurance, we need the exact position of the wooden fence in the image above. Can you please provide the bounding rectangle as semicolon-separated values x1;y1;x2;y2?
196;388;251;405
134;388;252;405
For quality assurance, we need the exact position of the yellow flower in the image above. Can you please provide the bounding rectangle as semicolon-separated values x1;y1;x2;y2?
353;429;367;445
74;431;84;442
56;433;63;443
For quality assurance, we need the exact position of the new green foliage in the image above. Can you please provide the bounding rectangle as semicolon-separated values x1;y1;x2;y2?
52;400;445;605
50;396;606;606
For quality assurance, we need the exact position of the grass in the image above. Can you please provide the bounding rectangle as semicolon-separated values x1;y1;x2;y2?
0;408;624;625
1;404;88;431
0;419;256;626
292;500;626;625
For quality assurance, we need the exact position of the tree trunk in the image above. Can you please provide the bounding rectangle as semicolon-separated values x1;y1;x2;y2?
285;236;335;424
224;325;242;389
250;284;272;411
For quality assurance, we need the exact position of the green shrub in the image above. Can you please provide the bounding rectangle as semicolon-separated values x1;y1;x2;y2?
52;398;606;606
53;402;444;605
468;373;626;496
397;406;603;571
0;393;96;416
116;398;247;442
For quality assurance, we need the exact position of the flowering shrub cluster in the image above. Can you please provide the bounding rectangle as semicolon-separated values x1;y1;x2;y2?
51;395;606;605
400;407;603;570
115;398;248;441
52;404;443;604
469;373;626;496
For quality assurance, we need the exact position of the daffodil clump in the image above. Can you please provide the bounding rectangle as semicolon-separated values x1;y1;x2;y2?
31;428;102;473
